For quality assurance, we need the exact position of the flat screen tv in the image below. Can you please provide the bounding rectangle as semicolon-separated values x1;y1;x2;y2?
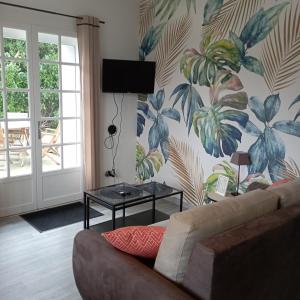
102;59;156;94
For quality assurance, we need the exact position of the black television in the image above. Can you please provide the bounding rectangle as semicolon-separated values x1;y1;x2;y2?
102;59;156;94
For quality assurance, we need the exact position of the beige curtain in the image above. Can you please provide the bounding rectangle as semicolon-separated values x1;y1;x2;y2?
77;16;102;190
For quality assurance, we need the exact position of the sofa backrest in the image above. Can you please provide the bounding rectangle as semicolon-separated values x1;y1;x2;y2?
154;189;279;283
182;204;300;300
268;178;300;208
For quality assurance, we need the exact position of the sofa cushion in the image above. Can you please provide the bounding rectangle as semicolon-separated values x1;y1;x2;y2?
271;178;290;187
154;189;279;283
102;226;166;258
268;178;300;208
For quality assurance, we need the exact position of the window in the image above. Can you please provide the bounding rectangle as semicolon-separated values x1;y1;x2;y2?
39;33;81;172
0;26;81;179
0;27;31;178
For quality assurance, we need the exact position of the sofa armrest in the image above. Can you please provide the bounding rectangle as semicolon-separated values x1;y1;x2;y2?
182;205;300;300
73;230;195;300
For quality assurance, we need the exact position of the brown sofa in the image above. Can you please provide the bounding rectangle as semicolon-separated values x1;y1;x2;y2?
73;179;300;300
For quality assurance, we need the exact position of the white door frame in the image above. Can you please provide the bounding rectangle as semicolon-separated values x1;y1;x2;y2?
32;25;83;210
0;22;83;217
0;22;36;217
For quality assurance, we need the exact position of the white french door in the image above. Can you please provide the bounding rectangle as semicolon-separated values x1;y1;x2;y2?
34;29;82;210
0;24;83;217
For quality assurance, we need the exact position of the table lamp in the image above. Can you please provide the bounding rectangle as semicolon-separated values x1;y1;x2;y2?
230;152;251;195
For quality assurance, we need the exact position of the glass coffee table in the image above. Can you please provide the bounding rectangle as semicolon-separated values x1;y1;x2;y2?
83;182;183;230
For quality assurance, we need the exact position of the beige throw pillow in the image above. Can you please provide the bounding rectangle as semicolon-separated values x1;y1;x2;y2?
268;178;300;208
154;189;279;283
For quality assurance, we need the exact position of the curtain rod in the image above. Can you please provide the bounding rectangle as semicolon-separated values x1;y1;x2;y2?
0;1;105;24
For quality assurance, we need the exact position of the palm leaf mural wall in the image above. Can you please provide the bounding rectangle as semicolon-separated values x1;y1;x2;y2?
277;158;300;180
202;0;265;39
140;0;155;41
155;15;192;88
168;137;204;206
137;0;300;194
155;0;197;20
262;1;300;93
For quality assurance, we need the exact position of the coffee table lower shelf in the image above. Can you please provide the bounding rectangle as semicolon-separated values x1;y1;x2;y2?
90;209;169;233
84;193;157;230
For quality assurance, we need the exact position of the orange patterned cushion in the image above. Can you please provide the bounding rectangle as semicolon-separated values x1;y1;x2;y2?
272;178;290;187
102;226;166;258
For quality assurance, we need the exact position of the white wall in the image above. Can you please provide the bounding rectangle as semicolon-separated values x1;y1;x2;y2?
0;0;139;186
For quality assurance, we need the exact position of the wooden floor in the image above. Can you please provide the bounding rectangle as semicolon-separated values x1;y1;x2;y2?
0;200;180;300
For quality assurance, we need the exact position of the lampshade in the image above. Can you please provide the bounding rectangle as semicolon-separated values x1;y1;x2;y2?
230;152;251;166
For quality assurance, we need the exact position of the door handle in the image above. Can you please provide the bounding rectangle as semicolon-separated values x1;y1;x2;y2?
38;121;42;140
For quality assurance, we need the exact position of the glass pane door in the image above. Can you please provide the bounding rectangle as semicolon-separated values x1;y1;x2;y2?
0;24;82;217
0;27;31;178
38;33;81;172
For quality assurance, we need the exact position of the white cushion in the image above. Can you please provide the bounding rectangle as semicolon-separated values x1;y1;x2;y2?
154;189;279;283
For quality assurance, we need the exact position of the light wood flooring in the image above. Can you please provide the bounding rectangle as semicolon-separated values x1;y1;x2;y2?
0;200;180;300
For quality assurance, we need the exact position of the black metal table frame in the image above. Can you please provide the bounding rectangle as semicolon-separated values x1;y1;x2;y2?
83;186;183;230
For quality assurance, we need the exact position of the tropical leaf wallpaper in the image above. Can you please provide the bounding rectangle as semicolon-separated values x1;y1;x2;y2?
168;137;205;206
137;0;300;206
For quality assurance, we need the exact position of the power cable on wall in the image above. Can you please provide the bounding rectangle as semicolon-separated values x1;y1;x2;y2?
104;93;125;183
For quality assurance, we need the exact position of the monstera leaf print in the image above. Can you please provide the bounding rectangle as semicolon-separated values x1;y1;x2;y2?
139;89;180;162
136;142;163;182
139;24;165;61
242;94;300;182
155;0;197;20
171;70;248;156
191;70;248;158
180;35;241;87
193;105;248;158
210;70;247;107
170;83;204;134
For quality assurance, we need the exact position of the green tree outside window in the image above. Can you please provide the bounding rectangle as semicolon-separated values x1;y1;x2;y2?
3;40;59;118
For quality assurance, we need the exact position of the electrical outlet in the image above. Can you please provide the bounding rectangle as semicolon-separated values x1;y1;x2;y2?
105;169;116;177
